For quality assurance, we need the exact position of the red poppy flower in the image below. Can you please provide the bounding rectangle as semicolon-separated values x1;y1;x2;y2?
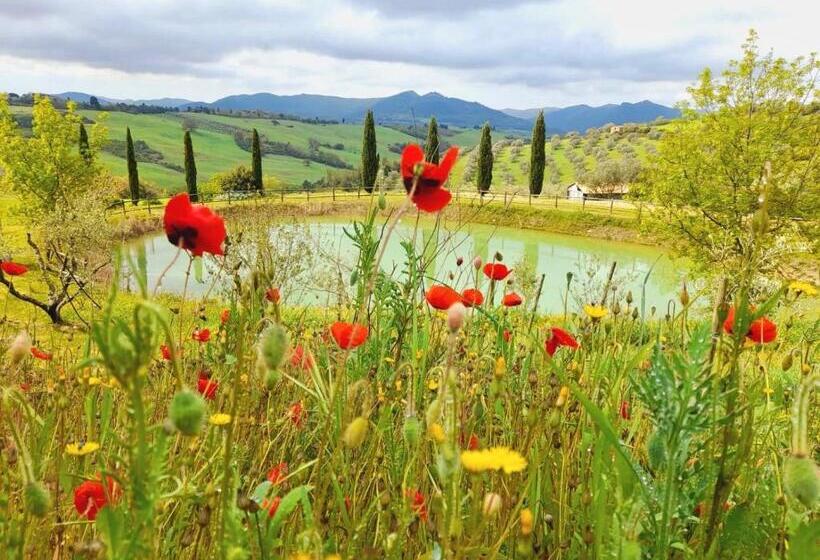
289;401;305;427
289;345;315;370
163;193;226;257
0;261;28;276
467;433;479;450
344;495;352;512
503;329;512;342
401;144;459;213
406;489;429;522
30;346;53;361
425;285;462;310
197;375;218;400
192;328;211;343
160;344;173;361
265;287;281;303
483;263;511;281
19;382;31;392
723;307;777;344
267;462;288;485
220;309;230;325
502;292;523;307
262;496;281;518
461;288;484;307
620;400;630;420
545;327;579;357
73;477;119;521
330;322;368;349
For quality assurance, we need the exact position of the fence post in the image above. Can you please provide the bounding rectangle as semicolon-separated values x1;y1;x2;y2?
582;197;586;211
121;200;127;218
555;195;558;208
609;198;614;215
228;191;232;205
281;185;285;203
528;192;532;206
637;203;643;223
306;187;310;202
504;192;507;206
357;185;361;199
332;185;336;202
147;204;152;217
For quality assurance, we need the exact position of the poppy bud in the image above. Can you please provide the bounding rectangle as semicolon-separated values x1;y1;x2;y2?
519;507;534;536
378;192;387;210
25;481;51;518
403;415;421;446
349;269;358;286
679;283;690;306
612;302;621;315
494;251;503;262
632;307;639;320
783;454;820;509
456;257;464;266
169;389;207;436
482;492;502;517
259;324;289;371
447;302;467;332
425;398;442;426
8;331;31;365
448;271;455;281
625;290;633;304
781;352;793;371
264;368;281;389
196;505;211;527
473;256;482;270
647;430;666;471
342;416;369;449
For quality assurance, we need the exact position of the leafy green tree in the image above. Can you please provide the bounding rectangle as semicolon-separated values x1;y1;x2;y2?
251;128;263;193
0;95;113;323
183;130;198;201
360;109;379;193
529;111;545;195
126;127;140;205
78;122;91;163
424;116;440;164
638;31;819;274
476;123;493;195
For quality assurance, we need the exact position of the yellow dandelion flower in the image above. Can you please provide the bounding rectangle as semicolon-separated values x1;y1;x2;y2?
494;356;506;379
415;350;424;360
520;507;534;536
65;441;100;456
762;386;774;396
240;373;249;384
555;386;570;408
461;446;527;474
428;422;446;443
427;378;439;390
583;304;608;319
789;280;817;296
209;413;232;426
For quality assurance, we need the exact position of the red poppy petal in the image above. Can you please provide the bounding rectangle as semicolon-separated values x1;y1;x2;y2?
401;144;425;178
426;285;461;310
550;327;579;348
412;187;452;213
430;146;459;182
545;337;559;356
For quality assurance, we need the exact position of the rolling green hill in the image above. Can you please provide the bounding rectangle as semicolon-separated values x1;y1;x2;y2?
7;105;665;195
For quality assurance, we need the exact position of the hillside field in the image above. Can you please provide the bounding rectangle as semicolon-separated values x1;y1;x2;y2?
7;105;664;194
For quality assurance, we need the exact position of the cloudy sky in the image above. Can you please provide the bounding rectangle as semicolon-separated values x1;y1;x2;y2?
0;0;815;109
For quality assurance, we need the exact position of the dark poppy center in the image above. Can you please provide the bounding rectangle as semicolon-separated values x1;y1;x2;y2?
404;176;441;193
167;226;199;250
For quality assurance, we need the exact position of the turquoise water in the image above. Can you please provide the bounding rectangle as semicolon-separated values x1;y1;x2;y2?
127;219;685;313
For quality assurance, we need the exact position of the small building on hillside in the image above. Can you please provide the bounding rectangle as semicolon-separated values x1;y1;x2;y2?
566;182;629;201
609;125;623;134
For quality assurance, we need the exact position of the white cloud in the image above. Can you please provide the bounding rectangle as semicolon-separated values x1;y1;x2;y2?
0;0;815;108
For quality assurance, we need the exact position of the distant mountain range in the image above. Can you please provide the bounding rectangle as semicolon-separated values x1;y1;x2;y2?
52;90;679;133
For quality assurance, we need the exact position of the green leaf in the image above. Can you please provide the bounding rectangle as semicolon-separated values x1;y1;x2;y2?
251;481;273;504
269;485;312;534
789;519;819;560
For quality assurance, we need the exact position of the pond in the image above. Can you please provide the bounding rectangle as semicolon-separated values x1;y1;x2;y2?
126;218;687;314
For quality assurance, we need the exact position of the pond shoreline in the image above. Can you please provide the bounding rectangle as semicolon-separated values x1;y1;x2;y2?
117;197;654;247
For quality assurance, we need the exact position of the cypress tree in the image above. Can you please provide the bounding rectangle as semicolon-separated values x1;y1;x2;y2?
529;111;546;196
476;123;493;196
126;127;140;205
424;116;439;164
78;123;91;163
360;110;379;193
184;130;198;201
251;128;263;193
